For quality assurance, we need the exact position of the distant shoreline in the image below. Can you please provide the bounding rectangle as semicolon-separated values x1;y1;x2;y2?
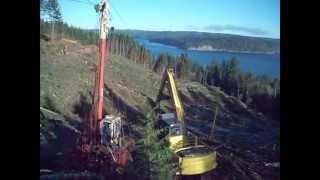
135;38;280;79
148;40;280;55
187;47;280;55
147;39;279;55
136;37;280;55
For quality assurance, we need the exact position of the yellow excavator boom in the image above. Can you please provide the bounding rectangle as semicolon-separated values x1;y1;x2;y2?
156;68;185;122
156;68;186;147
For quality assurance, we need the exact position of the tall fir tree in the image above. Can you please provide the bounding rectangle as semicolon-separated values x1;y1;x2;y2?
45;0;62;40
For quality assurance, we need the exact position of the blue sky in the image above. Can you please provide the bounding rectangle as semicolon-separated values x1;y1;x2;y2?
58;0;280;38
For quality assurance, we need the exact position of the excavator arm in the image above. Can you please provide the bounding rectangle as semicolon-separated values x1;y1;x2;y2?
155;68;218;176
156;68;186;147
156;68;185;122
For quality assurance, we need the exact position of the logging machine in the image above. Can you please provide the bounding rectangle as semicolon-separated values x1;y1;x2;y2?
156;68;217;176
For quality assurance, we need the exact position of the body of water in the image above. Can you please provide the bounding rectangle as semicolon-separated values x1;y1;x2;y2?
136;38;280;79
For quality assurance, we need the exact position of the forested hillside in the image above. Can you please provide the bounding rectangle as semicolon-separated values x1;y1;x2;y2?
152;53;280;121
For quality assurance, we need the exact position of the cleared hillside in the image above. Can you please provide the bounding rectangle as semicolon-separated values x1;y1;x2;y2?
40;39;279;179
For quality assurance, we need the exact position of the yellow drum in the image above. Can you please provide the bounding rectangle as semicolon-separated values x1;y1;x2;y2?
174;145;217;175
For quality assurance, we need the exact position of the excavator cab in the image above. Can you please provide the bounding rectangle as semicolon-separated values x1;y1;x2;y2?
100;115;123;147
158;113;183;149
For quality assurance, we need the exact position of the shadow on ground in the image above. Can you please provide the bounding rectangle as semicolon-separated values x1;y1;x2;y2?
40;93;93;170
104;84;146;124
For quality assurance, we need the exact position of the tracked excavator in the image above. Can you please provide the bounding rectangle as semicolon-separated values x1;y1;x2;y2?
156;68;218;176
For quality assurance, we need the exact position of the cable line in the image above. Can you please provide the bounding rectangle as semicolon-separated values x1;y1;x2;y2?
109;1;129;27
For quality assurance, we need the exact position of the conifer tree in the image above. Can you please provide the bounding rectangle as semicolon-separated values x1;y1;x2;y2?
45;0;63;40
133;113;174;180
